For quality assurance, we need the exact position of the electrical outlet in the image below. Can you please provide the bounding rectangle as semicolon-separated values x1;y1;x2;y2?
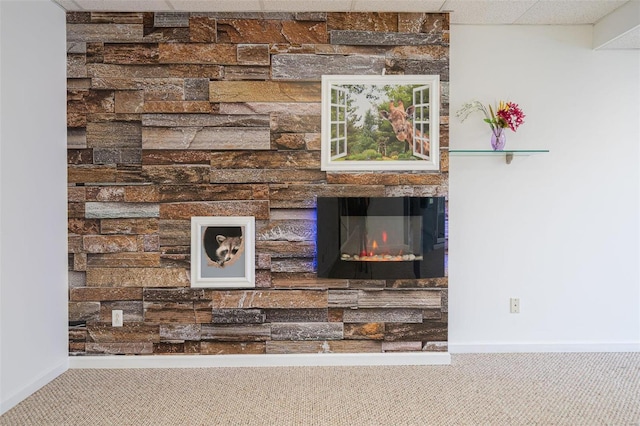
510;298;520;314
112;310;123;327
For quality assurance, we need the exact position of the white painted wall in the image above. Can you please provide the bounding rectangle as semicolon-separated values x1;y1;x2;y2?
0;0;68;414
449;25;640;352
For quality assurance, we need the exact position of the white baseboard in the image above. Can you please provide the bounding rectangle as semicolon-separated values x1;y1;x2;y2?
69;352;451;369
449;342;640;353
0;360;68;416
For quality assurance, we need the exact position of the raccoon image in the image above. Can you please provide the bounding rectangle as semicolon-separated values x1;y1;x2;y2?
202;226;244;268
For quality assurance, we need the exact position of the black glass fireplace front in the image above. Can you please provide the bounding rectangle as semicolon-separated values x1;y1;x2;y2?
316;197;446;279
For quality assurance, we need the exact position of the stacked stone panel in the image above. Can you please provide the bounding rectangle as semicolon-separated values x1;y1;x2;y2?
67;11;450;356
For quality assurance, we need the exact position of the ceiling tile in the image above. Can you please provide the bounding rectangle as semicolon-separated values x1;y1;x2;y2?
350;0;446;12
515;1;628;24
72;0;172;11
261;0;351;12
169;0;262;11
443;0;537;24
598;25;640;48
52;0;82;10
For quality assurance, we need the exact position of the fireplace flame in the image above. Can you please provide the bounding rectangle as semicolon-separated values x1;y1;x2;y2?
341;228;422;262
368;240;379;257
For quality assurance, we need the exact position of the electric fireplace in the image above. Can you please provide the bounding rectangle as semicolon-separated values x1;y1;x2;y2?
316;197;446;279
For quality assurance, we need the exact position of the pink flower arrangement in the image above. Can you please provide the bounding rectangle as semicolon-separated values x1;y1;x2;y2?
456;100;526;134
493;101;525;132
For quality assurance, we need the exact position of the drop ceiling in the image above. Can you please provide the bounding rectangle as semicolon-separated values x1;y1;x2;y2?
53;0;640;49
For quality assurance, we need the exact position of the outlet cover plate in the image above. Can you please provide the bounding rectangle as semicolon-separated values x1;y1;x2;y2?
510;298;520;314
112;310;123;327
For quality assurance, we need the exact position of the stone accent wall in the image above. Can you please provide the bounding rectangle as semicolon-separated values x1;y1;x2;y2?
67;11;449;356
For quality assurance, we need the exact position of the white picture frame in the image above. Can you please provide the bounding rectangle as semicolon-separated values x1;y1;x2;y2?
321;74;440;172
190;216;255;288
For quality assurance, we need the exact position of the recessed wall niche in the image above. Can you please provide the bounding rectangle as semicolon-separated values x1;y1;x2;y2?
67;11;450;356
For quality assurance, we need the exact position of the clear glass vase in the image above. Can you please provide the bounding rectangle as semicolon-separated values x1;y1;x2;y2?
491;127;506;151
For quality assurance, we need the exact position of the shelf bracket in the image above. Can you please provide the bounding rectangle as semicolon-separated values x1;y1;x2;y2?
505;152;514;164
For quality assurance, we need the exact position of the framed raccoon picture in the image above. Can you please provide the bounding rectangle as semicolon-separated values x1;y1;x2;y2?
190;216;255;288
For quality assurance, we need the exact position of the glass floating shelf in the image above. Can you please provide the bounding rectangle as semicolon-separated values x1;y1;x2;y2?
448;149;549;164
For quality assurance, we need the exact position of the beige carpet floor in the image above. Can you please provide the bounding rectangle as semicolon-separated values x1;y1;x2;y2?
1;353;639;425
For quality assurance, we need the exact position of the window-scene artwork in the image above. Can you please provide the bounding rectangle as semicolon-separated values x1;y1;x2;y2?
321;75;440;171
